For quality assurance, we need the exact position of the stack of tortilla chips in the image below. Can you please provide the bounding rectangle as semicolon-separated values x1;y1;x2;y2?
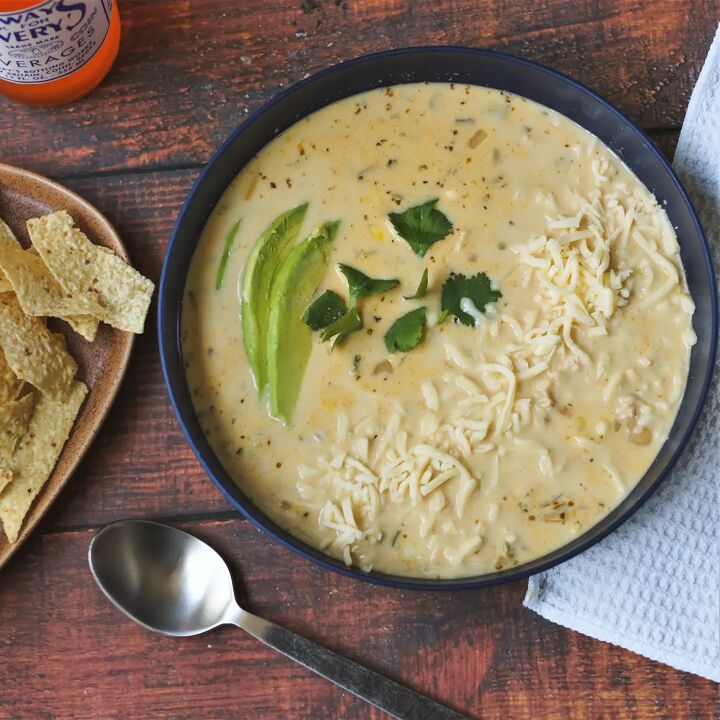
0;211;154;543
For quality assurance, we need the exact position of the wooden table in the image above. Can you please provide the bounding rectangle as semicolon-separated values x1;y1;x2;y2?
1;2;717;718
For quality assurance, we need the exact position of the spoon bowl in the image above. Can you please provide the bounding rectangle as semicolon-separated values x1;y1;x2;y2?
88;519;466;720
89;520;235;636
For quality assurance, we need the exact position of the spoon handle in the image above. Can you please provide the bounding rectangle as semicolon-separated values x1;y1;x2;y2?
230;606;468;720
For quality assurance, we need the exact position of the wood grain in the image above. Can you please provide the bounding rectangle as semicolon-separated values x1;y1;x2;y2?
0;518;716;720
0;0;714;178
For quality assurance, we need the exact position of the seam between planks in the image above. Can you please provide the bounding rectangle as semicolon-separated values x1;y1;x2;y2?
39;509;243;537
51;161;205;183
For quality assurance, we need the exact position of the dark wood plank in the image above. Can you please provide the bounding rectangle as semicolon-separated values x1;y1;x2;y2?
0;0;713;178
648;129;680;160
0;517;716;720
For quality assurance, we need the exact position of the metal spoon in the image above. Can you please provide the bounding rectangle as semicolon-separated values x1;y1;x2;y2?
88;520;467;720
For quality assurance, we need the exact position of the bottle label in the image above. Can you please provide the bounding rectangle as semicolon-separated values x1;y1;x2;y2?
0;0;112;85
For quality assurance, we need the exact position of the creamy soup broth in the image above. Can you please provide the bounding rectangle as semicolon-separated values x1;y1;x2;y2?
183;83;694;578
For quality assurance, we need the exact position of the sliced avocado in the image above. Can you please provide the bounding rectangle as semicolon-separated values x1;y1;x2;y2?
215;218;242;290
240;203;308;391
267;220;340;424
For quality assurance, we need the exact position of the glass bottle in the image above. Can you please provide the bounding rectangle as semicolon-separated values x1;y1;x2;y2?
0;0;120;106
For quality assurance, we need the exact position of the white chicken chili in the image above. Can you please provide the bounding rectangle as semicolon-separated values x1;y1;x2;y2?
182;83;694;578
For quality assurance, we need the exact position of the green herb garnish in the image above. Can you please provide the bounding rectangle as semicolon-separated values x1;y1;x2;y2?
441;272;501;326
310;265;395;346
403;268;428;300
388;199;452;257
384;307;427;352
338;264;399;305
321;307;363;345
215;219;242;290
302;290;346;331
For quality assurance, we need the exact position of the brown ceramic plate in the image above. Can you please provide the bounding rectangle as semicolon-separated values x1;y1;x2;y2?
0;163;133;568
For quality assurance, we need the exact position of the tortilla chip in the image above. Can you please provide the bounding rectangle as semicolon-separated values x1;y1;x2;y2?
0;380;87;543
0;346;23;403
62;315;100;341
0;269;11;294
0;391;34;460
0;218;100;341
0;467;11;494
0;293;77;401
27;211;154;334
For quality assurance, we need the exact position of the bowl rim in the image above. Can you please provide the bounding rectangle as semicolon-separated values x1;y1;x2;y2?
159;45;718;590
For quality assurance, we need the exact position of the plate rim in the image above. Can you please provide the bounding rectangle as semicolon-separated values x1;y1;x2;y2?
0;162;135;569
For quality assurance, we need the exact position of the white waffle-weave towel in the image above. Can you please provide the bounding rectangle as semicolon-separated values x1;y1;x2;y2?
524;25;720;682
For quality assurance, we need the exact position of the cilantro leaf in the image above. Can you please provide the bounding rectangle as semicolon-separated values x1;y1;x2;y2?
384;307;427;352
403;268;428;300
338;264;399;305
320;307;363;345
302;290;346;331
388;199;452;257
441;272;501;326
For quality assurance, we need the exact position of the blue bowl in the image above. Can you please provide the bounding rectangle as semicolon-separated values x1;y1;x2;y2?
159;48;717;590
